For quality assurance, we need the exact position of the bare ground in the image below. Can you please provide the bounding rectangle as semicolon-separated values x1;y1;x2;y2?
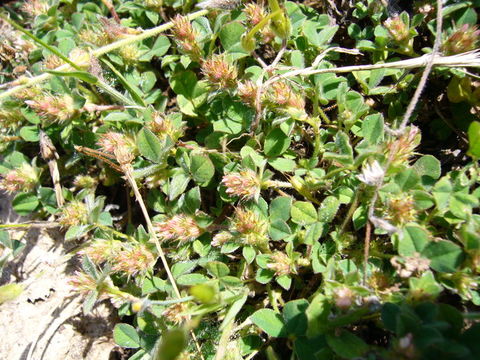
0;192;121;360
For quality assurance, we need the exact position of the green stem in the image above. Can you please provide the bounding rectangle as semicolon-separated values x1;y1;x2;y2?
94;223;136;242
463;312;480;320
267;284;280;313
323;166;354;180
263;180;293;188
149;296;194;306
96;81;138;106
0;222;59;229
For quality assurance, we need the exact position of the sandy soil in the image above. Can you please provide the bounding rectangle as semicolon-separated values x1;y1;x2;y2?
0;192;121;360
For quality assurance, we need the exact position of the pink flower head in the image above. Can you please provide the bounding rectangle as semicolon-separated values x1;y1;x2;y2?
222;170;260;200
155;214;201;244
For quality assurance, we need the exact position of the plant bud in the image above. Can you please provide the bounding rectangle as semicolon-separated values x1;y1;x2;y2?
241;33;256;52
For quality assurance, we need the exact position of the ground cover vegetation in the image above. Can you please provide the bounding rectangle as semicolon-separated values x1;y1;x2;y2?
1;0;480;359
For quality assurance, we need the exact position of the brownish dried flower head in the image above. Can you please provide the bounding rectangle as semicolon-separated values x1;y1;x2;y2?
201;54;238;89
97;132;135;165
155;214;201;244
443;24;480;55
162;302;188;324
222;170;260;200
149;112;184;140
386;195;416;225
0;107;25;130
44;55;63;69
391;252;430;278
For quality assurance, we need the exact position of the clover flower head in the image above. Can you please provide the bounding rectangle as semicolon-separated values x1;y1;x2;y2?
384;16;409;42
112;244;155;276
222;169;260;200
155;214;201;244
244;3;266;26
58;200;88;227
212;231;234;247
267;251;293;276
443;24;480;55
334;287;355;310
357;161;385;186
237;81;257;107
0;163;39;193
201;54;238;89
25;94;76;122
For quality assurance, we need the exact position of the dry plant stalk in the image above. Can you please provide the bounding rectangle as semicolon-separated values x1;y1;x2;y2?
362;0;444;284
39;130;64;207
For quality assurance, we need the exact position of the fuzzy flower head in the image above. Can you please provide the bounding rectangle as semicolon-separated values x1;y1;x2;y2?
212;231;234;247
232;208;268;249
267;81;305;111
386;195;416;225
148;112;184;141
244;3;266;26
0;106;24;130
21;0;49;17
357;161;384;186
222;169;260;200
267;251;294;277
112;244;155;276
155;214;201;244
384;16;410;42
237;81;258;107
58;200;88;227
79;240;122;265
44;55;63;70
68;271;98;296
78;28;110;47
333;287;355;310
73;175;98;191
171;15;201;60
391;252;430;278
25;94;76;123
162;302;188;324
201;54;238;89
385;126;420;166
118;44;141;65
0;163;40;193
443;24;480;55
97;132;136;166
